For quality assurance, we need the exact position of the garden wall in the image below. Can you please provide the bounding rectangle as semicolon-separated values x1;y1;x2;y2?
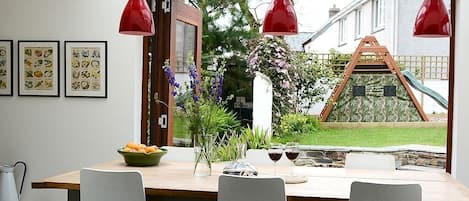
295;145;446;170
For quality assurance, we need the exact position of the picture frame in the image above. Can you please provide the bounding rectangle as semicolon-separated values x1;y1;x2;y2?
64;41;107;98
18;40;60;97
0;40;13;96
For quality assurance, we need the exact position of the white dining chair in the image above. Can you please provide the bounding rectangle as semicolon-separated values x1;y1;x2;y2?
350;181;422;201
245;149;292;166
161;146;194;162
80;168;145;201
345;153;396;170
218;174;286;201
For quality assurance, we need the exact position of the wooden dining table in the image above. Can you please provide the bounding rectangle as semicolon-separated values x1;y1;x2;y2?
32;160;469;201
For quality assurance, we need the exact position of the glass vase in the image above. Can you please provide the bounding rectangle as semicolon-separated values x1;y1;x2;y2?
193;133;215;177
222;143;258;176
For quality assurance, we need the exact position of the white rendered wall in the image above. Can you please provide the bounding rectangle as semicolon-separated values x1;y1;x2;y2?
396;0;450;56
0;1;142;201
452;0;469;187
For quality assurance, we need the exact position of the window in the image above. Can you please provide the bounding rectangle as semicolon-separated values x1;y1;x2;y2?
372;0;385;31
354;9;362;39
383;85;396;96
352;86;365;96
339;18;347;46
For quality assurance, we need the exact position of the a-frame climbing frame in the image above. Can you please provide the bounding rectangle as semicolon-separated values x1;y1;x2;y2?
320;36;429;122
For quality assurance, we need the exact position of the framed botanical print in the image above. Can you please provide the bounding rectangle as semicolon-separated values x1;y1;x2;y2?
18;41;60;97
0;40;13;96
65;41;107;98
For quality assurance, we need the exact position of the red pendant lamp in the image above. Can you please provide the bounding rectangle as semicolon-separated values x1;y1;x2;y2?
119;0;155;36
413;0;451;37
262;0;298;36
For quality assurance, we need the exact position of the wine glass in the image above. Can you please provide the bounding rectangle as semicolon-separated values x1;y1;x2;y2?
268;143;284;176
285;142;300;176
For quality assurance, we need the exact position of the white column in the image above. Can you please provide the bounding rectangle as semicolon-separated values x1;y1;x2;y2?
452;0;469;187
252;72;273;135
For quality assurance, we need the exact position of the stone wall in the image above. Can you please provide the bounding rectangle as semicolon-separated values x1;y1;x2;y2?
295;145;446;170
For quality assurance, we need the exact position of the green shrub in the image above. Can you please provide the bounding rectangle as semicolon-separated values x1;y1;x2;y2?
278;114;320;140
214;133;242;162
241;126;271;149
213;126;271;162
197;101;241;135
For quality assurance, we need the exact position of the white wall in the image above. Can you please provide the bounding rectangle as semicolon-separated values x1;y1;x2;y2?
0;1;143;201
396;0;450;56
452;0;469;187
304;0;396;54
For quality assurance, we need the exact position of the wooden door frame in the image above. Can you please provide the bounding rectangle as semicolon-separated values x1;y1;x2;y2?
141;0;202;146
167;0;203;145
446;0;456;173
141;0;172;146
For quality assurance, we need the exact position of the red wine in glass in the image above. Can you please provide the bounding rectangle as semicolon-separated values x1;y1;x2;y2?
268;143;284;176
269;152;283;162
285;151;299;160
285;142;299;176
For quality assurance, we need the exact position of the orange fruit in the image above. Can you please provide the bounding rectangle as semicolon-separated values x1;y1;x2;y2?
144;146;157;153
125;142;140;150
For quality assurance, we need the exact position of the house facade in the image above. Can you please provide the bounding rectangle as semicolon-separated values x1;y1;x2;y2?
303;0;450;56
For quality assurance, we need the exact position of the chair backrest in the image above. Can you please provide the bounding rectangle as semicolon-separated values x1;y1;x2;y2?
218;174;286;201
161;146;194;162
80;168;145;201
345;153;396;170
245;149;292;166
350;181;422;201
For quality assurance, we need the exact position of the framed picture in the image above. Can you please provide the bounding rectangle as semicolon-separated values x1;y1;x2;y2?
0;40;13;96
18;41;60;97
65;41;107;98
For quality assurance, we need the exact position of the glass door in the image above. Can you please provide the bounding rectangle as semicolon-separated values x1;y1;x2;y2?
168;0;202;146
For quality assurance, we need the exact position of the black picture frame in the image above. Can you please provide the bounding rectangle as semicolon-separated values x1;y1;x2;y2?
18;40;60;97
64;41;107;98
0;40;13;96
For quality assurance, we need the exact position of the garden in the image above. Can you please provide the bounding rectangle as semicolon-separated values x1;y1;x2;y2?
166;36;446;163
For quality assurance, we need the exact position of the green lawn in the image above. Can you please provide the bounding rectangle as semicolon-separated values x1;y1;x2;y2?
174;115;190;139
274;127;446;147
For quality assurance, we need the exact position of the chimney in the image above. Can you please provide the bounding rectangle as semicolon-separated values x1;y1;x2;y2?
329;4;340;18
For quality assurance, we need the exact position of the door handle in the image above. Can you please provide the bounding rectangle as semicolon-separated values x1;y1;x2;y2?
158;114;168;129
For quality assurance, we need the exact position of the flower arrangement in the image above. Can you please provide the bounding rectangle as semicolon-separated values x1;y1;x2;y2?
162;59;240;175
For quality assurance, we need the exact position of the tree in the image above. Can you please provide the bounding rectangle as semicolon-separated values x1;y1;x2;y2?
195;0;260;69
192;0;262;124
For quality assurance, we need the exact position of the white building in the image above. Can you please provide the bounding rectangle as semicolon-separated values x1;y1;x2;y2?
303;0;450;56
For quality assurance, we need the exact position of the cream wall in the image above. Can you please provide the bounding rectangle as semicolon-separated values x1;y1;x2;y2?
452;0;469;187
0;1;143;201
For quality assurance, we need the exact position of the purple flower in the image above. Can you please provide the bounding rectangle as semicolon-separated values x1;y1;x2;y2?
188;64;200;102
162;61;179;96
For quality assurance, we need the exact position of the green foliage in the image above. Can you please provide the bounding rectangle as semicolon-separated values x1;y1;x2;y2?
241;126;271;149
291;52;339;113
193;0;261;127
213;126;271;162
247;36;297;131
326;49;352;75
195;0;260;70
199;102;241;136
277;114;320;142
214;133;243;162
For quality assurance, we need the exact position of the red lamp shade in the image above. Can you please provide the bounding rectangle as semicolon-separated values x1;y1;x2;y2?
414;0;451;37
119;0;155;36
262;0;298;36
